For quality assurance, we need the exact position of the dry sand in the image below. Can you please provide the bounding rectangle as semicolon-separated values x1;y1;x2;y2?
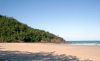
0;43;100;61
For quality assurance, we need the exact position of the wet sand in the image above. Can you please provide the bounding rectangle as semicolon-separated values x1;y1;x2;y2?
0;43;100;61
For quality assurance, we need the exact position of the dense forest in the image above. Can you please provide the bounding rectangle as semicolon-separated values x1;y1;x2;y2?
0;15;65;43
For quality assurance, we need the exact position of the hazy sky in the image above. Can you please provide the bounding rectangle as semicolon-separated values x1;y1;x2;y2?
0;0;100;41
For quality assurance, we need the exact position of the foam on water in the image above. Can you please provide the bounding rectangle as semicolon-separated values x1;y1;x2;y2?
70;41;100;45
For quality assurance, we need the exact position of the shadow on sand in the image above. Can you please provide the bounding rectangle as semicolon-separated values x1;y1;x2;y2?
0;50;92;61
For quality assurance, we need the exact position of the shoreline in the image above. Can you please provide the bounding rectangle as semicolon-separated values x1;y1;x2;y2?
0;43;100;61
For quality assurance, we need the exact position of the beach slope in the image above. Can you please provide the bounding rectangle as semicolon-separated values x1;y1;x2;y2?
0;43;100;61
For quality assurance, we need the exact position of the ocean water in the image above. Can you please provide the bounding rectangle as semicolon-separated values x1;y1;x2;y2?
70;41;100;45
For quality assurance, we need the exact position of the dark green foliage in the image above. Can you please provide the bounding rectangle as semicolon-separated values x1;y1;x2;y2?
0;15;65;42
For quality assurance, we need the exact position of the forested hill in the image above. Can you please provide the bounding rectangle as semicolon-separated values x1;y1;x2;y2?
0;15;65;43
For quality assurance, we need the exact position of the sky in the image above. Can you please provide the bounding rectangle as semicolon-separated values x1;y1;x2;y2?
0;0;100;41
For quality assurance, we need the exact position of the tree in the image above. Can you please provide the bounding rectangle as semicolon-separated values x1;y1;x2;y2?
0;15;65;43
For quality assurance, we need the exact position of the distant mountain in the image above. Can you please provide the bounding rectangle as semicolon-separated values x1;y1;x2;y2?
0;15;65;43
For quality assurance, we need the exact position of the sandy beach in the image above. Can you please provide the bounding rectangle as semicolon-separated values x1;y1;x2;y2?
0;43;100;61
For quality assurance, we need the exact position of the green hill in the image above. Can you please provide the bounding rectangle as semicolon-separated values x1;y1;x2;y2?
0;15;65;43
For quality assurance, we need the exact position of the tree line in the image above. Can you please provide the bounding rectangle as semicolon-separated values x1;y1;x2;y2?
0;15;65;43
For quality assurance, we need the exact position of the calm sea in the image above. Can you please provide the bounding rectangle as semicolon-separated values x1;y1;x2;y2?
70;41;100;45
